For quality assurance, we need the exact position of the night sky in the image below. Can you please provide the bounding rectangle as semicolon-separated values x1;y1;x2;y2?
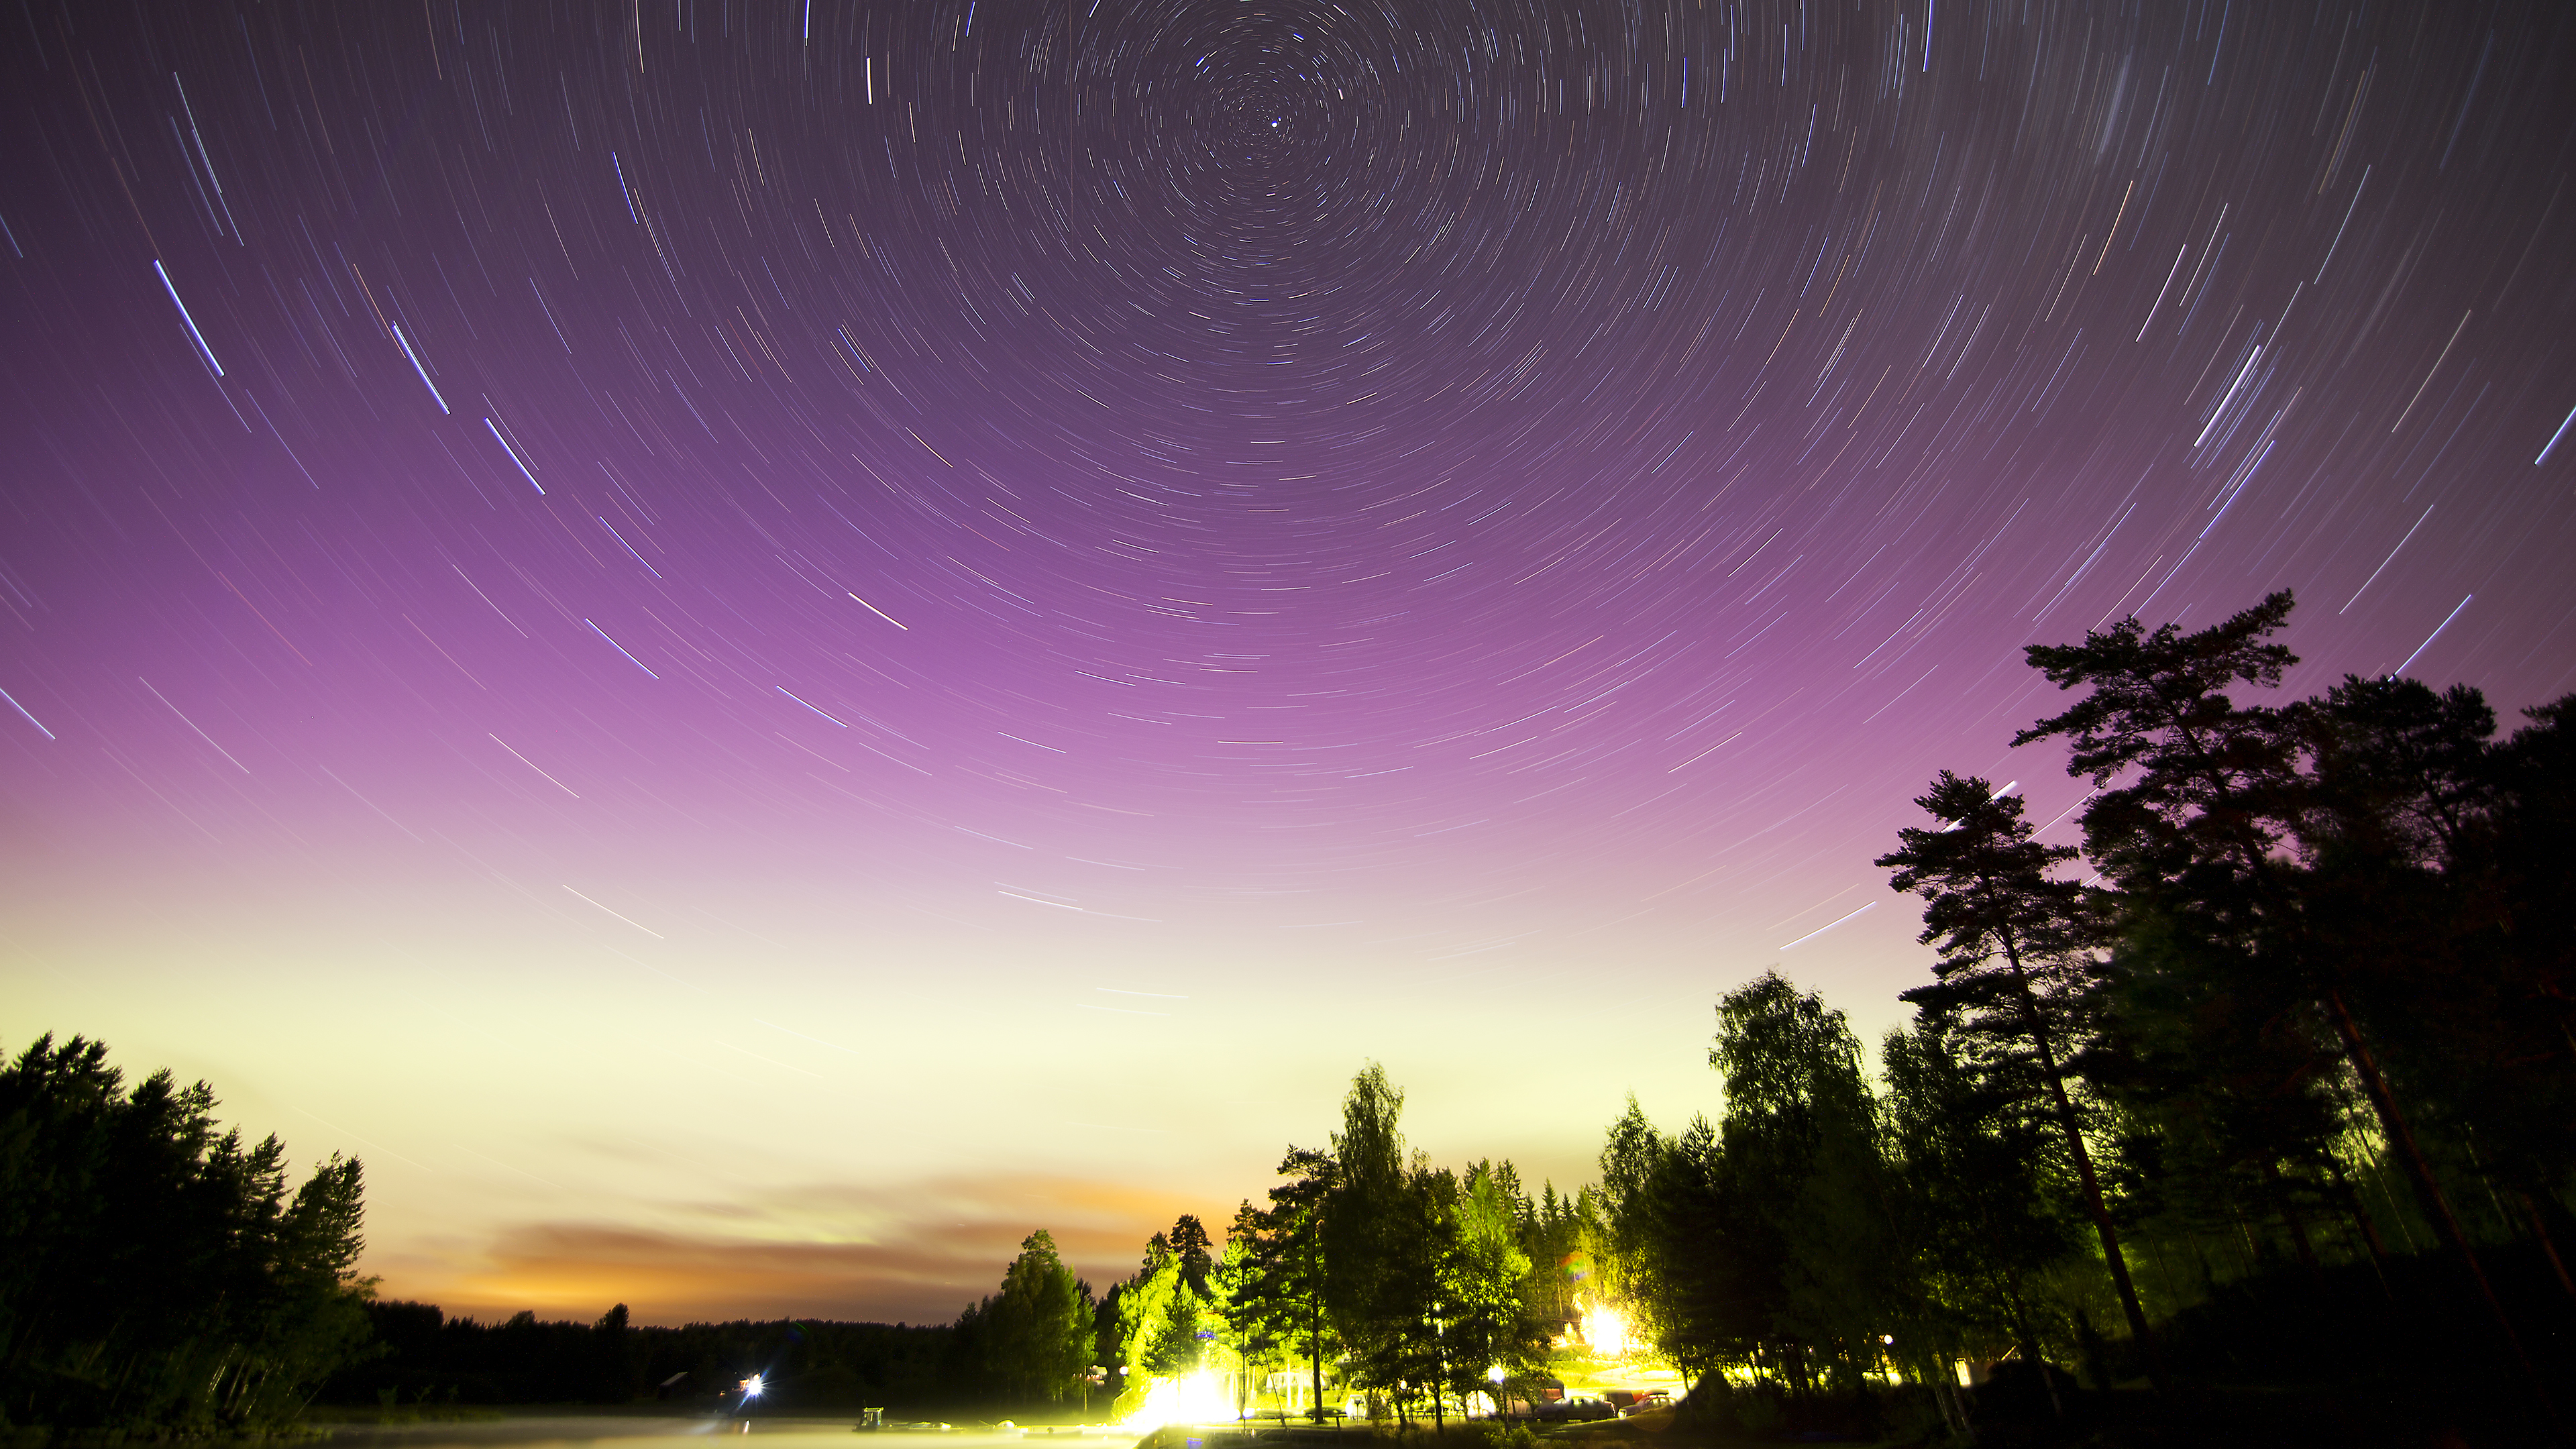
4;0;2573;1326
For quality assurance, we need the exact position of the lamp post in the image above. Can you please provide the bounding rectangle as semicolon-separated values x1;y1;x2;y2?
735;1374;765;1434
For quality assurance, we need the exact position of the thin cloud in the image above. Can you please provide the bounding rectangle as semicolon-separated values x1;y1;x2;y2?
379;1173;1208;1326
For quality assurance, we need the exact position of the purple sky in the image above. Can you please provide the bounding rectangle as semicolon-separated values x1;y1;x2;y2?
4;0;2573;1326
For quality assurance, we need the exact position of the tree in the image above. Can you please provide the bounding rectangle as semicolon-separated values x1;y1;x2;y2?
2467;692;2576;1256
1514;1181;1597;1352
2017;594;2548;1403
1140;1274;1205;1379
591;1304;638;1403
973;1231;1093;1404
1324;1064;1438;1421
0;1034;376;1430
1878;770;2165;1389
1444;1161;1532;1409
2295;677;2576;1291
1881;1020;2076;1411
1711;972;1895;1395
1597;1100;1764;1383
1165;1214;1214;1295
1216;1204;1279;1419
2084;912;2365;1281
1399;1163;1464;1426
1241;1147;1338;1420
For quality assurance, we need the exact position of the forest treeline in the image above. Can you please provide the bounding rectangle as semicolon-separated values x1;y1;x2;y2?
321;1302;956;1409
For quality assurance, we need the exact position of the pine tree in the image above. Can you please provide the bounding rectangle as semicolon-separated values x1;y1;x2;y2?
2016;594;2547;1404
1242;1147;1338;1421
1879;770;2165;1389
977;1231;1093;1404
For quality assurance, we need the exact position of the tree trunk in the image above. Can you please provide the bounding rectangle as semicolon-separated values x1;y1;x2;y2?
2004;1279;2061;1420
1309;1298;1326;1425
1999;932;2169;1394
2318;985;2556;1424
2324;1152;2392;1271
1940;1370;1978;1445
2262;1158;2321;1275
2520;1192;2576;1299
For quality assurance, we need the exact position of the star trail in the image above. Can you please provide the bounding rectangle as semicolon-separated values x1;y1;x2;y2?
3;0;2572;1323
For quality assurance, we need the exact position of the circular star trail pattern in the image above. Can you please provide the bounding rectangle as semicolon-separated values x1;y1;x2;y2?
3;0;2573;1320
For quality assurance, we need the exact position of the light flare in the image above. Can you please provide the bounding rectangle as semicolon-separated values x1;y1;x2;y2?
1580;1297;1634;1357
1118;1369;1236;1432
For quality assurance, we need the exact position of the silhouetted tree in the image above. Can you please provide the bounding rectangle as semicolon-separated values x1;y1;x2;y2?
1880;770;2165;1388
1880;1018;2084;1383
2014;594;2535;1379
1711;973;1897;1394
1324;1064;1438;1420
0;1034;375;1430
2299;676;2576;1267
1216;1203;1279;1417
2470;693;2576;1277
1514;1180;1596;1349
1598;1099;1764;1381
591;1303;638;1403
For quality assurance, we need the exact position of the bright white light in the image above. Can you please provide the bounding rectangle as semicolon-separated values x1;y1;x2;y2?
1118;1370;1233;1432
741;1375;765;1398
1580;1299;1633;1357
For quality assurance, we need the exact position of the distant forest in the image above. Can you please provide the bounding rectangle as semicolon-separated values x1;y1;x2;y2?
318;1302;959;1410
